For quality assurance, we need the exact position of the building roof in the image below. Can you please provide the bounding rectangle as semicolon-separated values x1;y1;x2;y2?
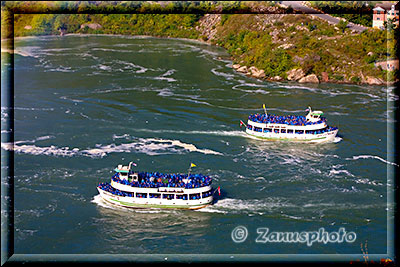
373;6;385;11
375;2;399;11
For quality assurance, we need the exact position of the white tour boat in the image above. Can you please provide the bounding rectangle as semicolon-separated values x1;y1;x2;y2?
240;106;339;143
97;162;219;210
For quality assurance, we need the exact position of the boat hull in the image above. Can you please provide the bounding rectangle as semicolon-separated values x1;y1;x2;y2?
97;187;213;210
245;129;338;143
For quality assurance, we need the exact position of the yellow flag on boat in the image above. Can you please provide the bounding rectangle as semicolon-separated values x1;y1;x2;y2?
190;163;196;168
263;104;267;116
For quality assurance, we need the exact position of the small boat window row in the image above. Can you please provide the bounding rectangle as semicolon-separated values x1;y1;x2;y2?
99;183;212;200
248;126;338;134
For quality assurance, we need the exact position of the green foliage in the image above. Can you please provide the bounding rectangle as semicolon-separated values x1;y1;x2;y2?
13;13;200;39
350;76;361;83
333;74;344;81
262;49;293;77
221;14;230;26
337;19;348;33
310;1;373;27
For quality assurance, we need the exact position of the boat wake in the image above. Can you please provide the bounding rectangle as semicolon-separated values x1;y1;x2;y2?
199;197;295;215
132;129;248;138
1;137;222;158
333;137;343;143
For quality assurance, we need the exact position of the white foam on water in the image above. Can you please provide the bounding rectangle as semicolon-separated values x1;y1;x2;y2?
328;169;355;177
133;129;248;138
333;137;343;143
169;96;212;106
211;67;235;79
157;88;174;97
92;48;131;53
2;137;222;158
354;178;383;186
14;135;55;144
80;113;90;119
113;43;132;47
1;143;76;157
347;155;399;167
13;107;55;111
153;69;177;82
113;60;149;73
154;77;177;82
200;197;295;214
112;134;130;139
143;138;223;155
98;64;112;71
44;66;75;73
329;112;349;116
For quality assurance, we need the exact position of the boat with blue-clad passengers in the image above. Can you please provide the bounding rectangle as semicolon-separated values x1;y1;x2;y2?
97;162;220;210
240;106;339;143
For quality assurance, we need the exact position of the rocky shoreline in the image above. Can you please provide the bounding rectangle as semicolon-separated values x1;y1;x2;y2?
196;13;396;86
231;62;394;86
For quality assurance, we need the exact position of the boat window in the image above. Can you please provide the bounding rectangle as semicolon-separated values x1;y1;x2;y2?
162;193;174;200
274;129;279;133
281;129;286;133
263;128;272;133
189;193;201;200
254;126;262;132
247;125;253;130
149;193;161;199
306;130;316;134
136;192;147;198
176;194;188;200
287;129;293;134
202;190;212;198
295;130;304;134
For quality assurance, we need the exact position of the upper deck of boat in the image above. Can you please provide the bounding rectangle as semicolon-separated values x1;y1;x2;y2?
112;171;212;189
248;113;326;126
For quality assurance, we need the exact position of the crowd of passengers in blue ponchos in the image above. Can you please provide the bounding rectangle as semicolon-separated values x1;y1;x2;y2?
98;181;211;199
111;171;212;189
249;113;327;126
